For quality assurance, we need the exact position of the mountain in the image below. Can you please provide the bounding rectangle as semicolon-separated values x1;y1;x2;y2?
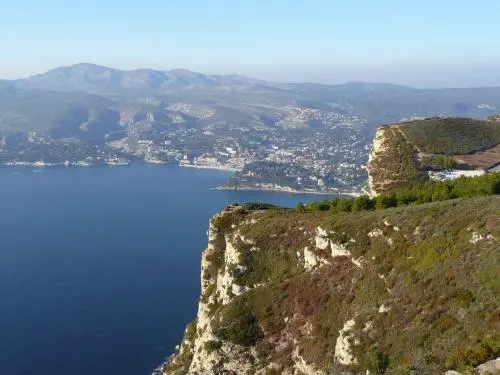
14;63;266;94
3;63;500;139
16;63;179;93
0;84;117;135
368;116;500;195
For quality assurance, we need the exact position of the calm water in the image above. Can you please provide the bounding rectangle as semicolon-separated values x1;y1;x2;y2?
0;164;333;375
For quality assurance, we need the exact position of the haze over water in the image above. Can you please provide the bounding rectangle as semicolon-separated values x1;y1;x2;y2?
0;164;332;375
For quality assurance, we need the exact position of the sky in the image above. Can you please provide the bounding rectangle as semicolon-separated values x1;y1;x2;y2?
1;0;499;87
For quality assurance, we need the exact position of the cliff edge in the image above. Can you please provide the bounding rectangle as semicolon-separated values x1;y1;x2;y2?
156;197;499;374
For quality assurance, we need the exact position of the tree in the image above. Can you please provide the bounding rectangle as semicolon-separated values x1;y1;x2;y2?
352;195;375;212
337;199;353;212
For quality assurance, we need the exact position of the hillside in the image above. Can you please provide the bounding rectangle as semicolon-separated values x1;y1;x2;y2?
157;193;499;375
368;117;500;195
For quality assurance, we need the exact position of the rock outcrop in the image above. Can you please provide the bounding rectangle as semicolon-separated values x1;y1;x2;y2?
367;125;426;196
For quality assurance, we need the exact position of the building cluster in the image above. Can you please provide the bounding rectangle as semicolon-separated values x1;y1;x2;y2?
0;105;370;192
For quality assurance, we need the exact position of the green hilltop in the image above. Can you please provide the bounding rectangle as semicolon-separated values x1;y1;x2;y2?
397;116;500;155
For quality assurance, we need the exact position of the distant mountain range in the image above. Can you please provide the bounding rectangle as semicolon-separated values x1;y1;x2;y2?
2;63;500;139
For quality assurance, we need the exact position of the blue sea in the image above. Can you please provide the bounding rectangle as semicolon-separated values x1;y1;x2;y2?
0;164;333;375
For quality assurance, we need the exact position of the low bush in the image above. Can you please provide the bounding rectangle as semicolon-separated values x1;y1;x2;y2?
213;299;263;346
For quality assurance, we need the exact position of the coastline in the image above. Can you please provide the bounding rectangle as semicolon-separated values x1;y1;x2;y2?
211;185;360;197
178;163;240;172
1;161;130;168
1;162;361;197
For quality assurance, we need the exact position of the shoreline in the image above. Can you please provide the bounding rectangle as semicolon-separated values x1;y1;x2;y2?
179;163;240;172
1;163;361;197
211;185;360;197
1;162;130;168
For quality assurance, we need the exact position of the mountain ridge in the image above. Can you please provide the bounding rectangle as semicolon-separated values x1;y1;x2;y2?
3;63;500;138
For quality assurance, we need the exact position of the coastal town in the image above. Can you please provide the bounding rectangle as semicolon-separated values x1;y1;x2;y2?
2;102;497;195
120;107;371;194
0;106;371;194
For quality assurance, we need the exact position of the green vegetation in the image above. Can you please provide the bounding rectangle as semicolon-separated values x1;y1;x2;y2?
212;203;276;232
185;320;197;342
212;299;263;346
204;340;222;353
306;172;500;213
364;346;390;375
421;154;458;170
398;117;500;154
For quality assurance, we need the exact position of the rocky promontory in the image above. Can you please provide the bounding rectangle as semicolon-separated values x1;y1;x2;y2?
157;197;499;374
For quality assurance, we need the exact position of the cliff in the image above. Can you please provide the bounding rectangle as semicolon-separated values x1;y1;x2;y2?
368;117;500;196
157;197;500;374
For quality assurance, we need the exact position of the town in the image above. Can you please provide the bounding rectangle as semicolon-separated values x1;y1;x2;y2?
0;106;370;194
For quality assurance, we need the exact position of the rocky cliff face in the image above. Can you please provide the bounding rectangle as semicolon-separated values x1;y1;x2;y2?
367;117;500;196
367;125;427;196
157;197;500;375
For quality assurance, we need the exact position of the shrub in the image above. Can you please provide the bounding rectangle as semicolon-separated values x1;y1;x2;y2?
204;340;222;353
375;194;397;209
364;345;390;374
302;172;500;214
337;199;353;212
352;195;375;212
213;299;263;346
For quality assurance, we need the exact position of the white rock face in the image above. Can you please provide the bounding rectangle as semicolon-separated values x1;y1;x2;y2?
368;228;383;238
368;127;391;197
351;257;363;268
445;357;500;375
292;347;318;375
316;226;353;261
184;215;257;374
476;357;500;374
216;236;240;305
335;319;358;365
378;304;391;313
330;242;351;258
316;226;328;237
315;226;330;250
304;247;319;271
470;232;485;244
240;234;256;245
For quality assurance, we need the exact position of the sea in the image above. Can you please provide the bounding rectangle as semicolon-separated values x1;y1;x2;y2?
0;164;334;375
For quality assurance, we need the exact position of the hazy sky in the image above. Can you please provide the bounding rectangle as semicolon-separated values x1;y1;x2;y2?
1;0;499;87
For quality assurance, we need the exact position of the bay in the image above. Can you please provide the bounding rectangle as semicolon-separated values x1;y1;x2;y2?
0;164;334;375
